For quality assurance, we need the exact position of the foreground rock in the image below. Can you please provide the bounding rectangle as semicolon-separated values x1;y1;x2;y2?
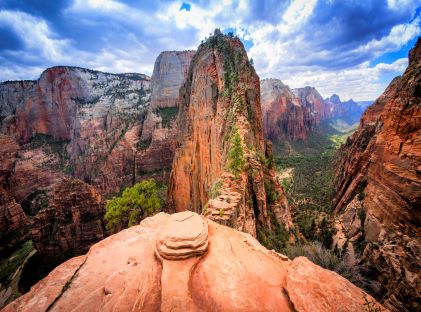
333;38;421;311
3;211;386;312
168;31;292;237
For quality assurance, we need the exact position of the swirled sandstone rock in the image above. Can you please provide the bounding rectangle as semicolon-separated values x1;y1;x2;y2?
155;211;208;260
333;38;421;311
3;211;387;312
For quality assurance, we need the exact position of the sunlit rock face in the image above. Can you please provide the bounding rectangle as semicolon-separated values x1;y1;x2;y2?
167;33;292;237
137;51;195;176
333;38;421;312
3;211;386;312
0;66;151;195
260;78;313;141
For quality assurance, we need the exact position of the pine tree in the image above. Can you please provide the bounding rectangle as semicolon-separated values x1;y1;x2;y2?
229;131;244;178
104;179;161;232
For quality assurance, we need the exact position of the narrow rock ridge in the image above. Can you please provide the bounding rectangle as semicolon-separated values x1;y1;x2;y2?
167;31;293;237
3;212;387;312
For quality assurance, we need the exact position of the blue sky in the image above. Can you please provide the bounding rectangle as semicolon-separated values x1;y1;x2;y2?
0;0;420;101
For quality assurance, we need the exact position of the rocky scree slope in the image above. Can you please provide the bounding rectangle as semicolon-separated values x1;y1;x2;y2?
3;211;387;312
333;38;421;311
167;32;292;238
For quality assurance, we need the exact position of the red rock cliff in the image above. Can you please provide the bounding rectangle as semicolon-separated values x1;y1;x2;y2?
333;38;421;311
167;31;292;237
137;51;194;176
261;78;313;141
3;211;387;312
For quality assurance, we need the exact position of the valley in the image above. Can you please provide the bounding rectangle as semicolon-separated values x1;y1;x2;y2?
0;27;419;312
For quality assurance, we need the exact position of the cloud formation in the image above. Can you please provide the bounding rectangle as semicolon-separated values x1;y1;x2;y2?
0;0;420;100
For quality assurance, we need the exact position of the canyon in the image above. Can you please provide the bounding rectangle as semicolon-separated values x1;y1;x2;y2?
261;78;365;146
0;29;418;311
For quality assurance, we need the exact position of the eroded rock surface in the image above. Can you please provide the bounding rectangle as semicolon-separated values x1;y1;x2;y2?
167;32;292;237
333;38;421;311
3;211;387;312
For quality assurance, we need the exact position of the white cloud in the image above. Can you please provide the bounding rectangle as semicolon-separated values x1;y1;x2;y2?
278;58;408;101
0;10;70;62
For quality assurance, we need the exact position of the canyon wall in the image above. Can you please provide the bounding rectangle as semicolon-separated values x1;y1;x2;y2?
261;80;365;146
333;38;421;311
137;51;194;176
167;31;292;238
260;79;313;141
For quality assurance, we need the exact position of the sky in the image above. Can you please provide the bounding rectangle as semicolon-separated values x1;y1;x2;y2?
0;0;420;101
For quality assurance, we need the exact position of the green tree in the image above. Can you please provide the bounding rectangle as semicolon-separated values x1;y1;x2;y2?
229;131;244;178
105;179;161;232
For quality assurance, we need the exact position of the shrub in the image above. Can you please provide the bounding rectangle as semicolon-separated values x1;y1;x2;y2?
209;180;222;199
105;179;161;232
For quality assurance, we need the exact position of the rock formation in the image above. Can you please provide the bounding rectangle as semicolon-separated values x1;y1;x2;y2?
260;80;364;146
0;66;151;195
261;78;313;141
137;51;194;176
167;31;292;238
3;211;387;312
333;38;421;311
31;177;105;261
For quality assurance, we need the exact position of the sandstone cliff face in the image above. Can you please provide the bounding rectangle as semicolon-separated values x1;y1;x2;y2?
31;177;105;262
261;79;313;141
167;32;292;237
3;211;386;312
333;38;421;311
0;66;151;195
137;51;194;176
292;86;329;124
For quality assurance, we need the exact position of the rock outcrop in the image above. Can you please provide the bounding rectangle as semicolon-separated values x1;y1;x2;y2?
261;78;313;141
137;51;194;176
333;38;421;311
0;66;151;195
31;177;105;262
3;211;387;312
167;31;292;238
292;86;329;124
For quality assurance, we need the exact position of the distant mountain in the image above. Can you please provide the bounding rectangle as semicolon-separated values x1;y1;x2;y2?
260;81;365;150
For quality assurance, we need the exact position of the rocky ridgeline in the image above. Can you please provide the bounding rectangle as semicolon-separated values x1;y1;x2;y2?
333;38;421;311
3;211;386;312
167;31;293;239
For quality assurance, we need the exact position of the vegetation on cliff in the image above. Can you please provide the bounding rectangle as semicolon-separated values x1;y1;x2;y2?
105;179;161;232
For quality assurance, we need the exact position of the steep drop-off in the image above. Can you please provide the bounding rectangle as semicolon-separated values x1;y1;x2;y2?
3;211;386;312
138;51;194;176
168;31;292;238
260;79;313;142
333;38;421;311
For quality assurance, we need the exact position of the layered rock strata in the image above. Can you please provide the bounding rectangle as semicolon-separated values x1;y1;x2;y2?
167;32;292;237
137;51;194;175
3;211;387;312
0;66;151;195
333;38;421;311
261;79;313;141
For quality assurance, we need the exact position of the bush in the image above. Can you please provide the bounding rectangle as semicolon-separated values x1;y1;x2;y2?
105;179;161;232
